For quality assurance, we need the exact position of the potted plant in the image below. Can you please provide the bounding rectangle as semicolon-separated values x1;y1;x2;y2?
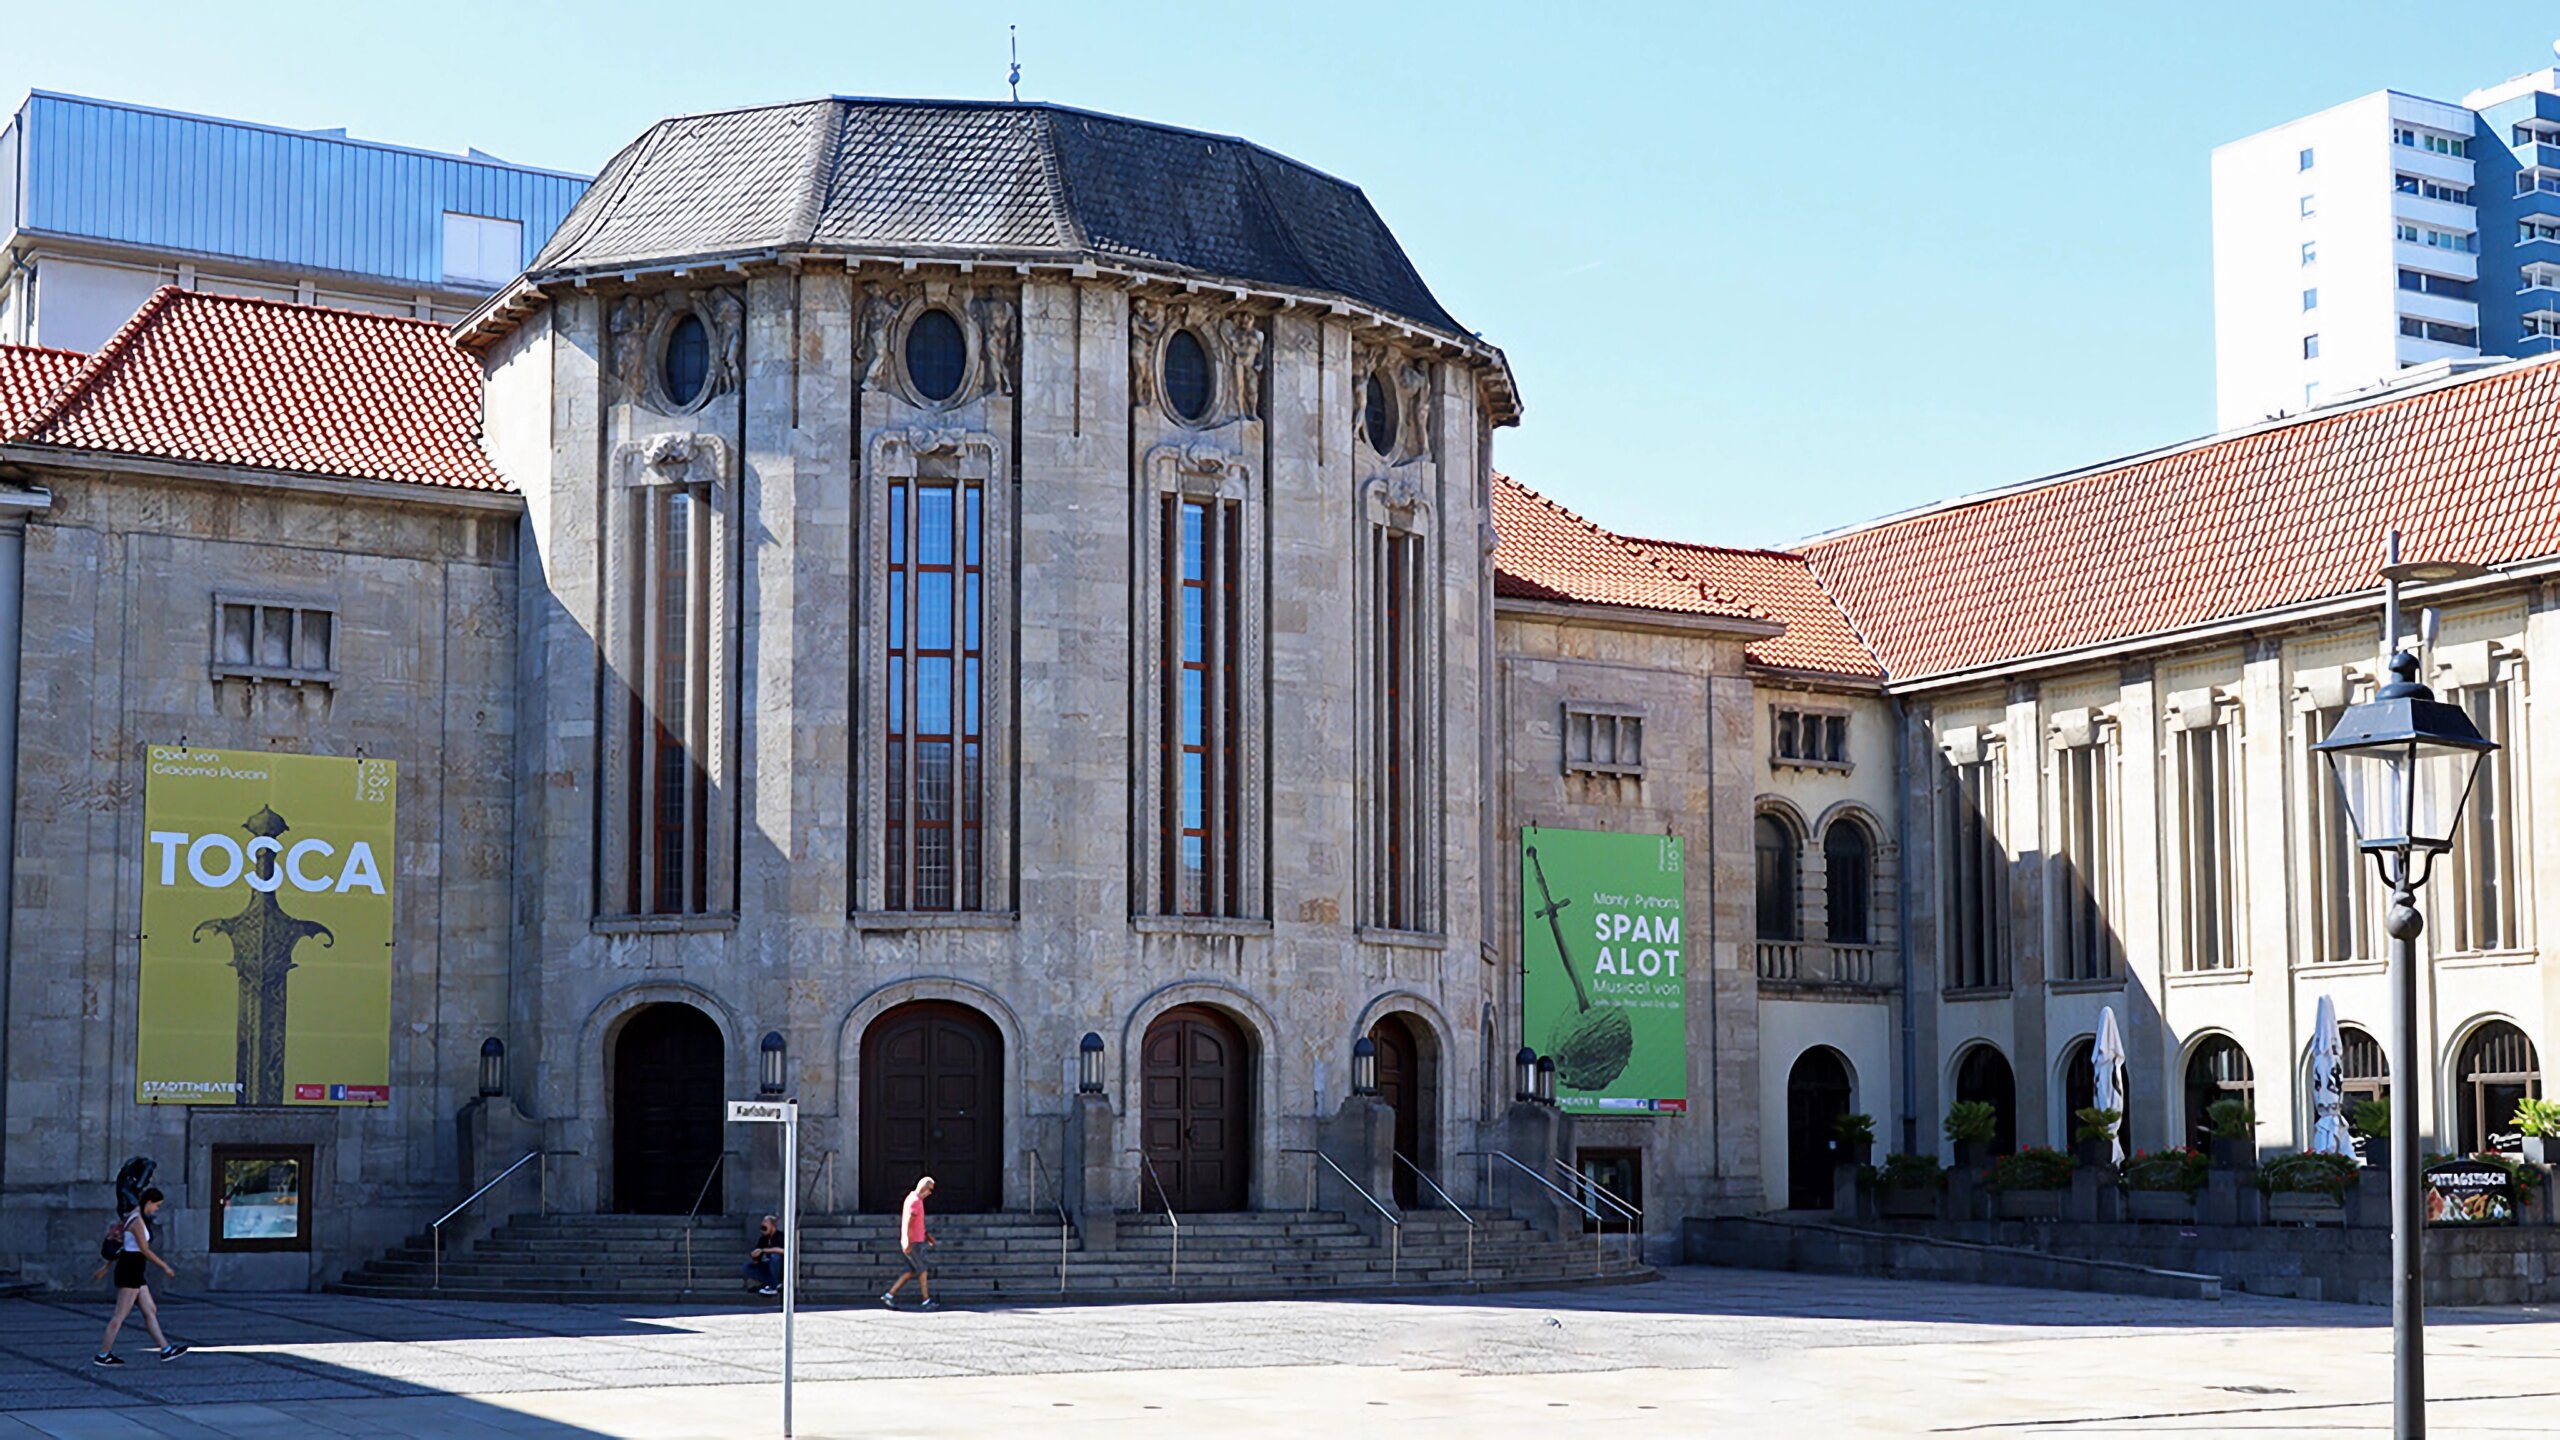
2258;1151;2360;1223
1945;1100;1998;1169
1873;1152;1943;1219
2512;1097;2560;1168
1832;1111;1877;1167
2120;1148;2209;1222
1986;1146;2075;1220
2071;1106;2123;1170
2350;1098;2390;1167
2206;1098;2257;1171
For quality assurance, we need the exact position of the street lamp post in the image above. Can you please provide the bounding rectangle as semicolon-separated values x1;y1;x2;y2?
2315;634;2496;1440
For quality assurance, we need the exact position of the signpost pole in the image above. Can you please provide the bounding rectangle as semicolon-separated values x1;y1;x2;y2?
784;1098;797;1440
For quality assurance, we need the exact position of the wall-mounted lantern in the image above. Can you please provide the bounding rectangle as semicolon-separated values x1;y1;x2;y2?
1352;1036;1378;1097
759;1030;788;1098
1534;1055;1556;1107
1079;1032;1106;1095
1516;1046;1538;1103
478;1036;506;1099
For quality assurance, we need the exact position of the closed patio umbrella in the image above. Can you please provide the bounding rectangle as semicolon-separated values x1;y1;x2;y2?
2095;1007;2127;1165
2309;995;2355;1157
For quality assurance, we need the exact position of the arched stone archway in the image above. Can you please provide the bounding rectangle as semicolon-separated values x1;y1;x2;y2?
858;1001;1005;1214
1953;1043;2017;1156
611;1002;726;1213
1369;1012;1441;1207
1786;1047;1854;1209
1140;1005;1253;1211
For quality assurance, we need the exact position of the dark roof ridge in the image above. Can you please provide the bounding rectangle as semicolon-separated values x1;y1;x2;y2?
1621;531;1813;564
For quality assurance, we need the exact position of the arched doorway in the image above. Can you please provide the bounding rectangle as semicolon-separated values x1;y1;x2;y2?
612;1003;725;1213
1141;1006;1252;1211
1953;1043;2017;1156
1786;1047;1854;1209
1370;1013;1436;1207
859;1002;1004;1213
2456;1021;2542;1156
2060;1036;2133;1155
2182;1035;2254;1149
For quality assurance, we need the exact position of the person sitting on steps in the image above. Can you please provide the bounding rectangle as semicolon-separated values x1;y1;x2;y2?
740;1214;785;1297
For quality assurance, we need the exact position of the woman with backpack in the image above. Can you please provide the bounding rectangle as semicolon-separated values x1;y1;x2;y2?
91;1186;184;1365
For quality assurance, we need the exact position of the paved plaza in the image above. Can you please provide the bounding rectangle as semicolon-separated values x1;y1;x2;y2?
0;1268;2555;1437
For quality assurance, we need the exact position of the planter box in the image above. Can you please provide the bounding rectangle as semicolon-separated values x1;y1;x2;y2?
2524;1137;2556;1168
2211;1138;2256;1171
1837;1139;1874;1167
2124;1189;2196;1223
2267;1191;2346;1225
1995;1188;2065;1220
1955;1139;1992;1170
1876;1184;1937;1220
2071;1137;2114;1170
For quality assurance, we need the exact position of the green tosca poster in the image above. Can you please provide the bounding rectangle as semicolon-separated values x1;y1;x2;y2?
136;745;398;1107
1521;826;1686;1115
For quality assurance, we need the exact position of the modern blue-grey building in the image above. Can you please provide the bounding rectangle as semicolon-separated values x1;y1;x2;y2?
2209;52;2560;429
0;91;588;352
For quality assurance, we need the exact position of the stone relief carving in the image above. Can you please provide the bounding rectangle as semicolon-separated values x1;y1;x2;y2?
854;280;1020;407
607;288;746;415
611;432;730;489
1351;342;1436;467
1130;294;1265;426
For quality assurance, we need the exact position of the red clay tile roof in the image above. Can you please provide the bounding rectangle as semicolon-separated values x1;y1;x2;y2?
0;345;85;439
1491;473;1764;622
9;287;506;492
1627;536;1883;680
1799;355;2560;683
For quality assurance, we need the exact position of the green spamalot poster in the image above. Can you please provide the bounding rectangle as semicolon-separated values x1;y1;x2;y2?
1521;826;1686;1114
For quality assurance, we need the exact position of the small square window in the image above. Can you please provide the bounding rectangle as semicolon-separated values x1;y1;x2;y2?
1772;707;1851;771
2303;333;2320;359
2305;381;2321;406
2299;147;2315;171
209;1145;313;1253
2302;287;2317;311
1562;704;1643;778
2301;240;2316;266
2300;194;2316;217
442;212;524;287
211;596;340;687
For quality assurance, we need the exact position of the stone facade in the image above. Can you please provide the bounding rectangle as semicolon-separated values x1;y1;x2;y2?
0;458;518;1288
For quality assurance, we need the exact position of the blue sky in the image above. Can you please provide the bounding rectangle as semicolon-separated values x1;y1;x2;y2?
9;3;2559;547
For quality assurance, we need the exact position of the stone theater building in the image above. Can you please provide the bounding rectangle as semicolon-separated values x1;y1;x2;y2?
0;93;2554;1291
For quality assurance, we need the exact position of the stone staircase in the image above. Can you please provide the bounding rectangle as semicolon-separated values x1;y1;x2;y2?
330;1208;1653;1305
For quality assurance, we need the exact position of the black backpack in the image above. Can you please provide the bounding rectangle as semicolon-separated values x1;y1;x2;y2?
98;1214;129;1261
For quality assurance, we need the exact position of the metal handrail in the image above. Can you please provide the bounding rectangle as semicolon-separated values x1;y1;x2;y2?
432;1150;545;1292
1457;1149;1606;1276
678;1152;728;1294
1282;1148;1402;1285
1552;1158;1644;1271
1130;1149;1179;1286
1395;1151;1473;1285
809;1150;837;1216
1026;1147;1070;1293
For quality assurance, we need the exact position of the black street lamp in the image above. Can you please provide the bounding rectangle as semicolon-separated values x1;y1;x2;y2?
1515;1046;1538;1103
478;1036;506;1100
759;1030;789;1098
1351;1036;1378;1097
2316;644;2496;1439
1079;1032;1106;1095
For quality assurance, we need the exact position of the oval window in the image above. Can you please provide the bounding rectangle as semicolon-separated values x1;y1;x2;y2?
904;309;968;403
1363;371;1398;455
662;314;709;408
1163;330;1213;422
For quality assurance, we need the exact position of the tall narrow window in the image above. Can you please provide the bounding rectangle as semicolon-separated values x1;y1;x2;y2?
1755;815;1799;942
2176;718;2239;971
1163;497;1242;915
2305;703;2375;963
630;482;712;914
884;475;985;911
1940;744;2010;990
2052;734;2117;981
2448;682;2520;952
1823;820;1871;946
1362;521;1436;932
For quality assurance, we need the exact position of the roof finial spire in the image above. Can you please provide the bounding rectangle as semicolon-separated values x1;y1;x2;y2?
1008;25;1022;103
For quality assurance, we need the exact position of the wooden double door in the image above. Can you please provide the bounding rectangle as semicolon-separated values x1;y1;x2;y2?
860;1002;1004;1214
613;1004;726;1214
1141;1006;1252;1211
1371;1014;1428;1207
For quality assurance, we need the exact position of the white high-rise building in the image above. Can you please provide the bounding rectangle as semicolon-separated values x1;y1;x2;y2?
2212;51;2560;431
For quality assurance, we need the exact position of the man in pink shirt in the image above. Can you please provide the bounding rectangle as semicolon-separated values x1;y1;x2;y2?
881;1176;937;1310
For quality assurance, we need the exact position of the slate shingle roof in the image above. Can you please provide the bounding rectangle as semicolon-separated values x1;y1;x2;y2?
8;287;507;492
1625;536;1884;680
0;345;85;438
1799;355;2560;684
1491;473;1764;622
533;98;1468;337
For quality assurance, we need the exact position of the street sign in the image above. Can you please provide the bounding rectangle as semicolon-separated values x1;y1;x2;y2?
726;1096;799;1435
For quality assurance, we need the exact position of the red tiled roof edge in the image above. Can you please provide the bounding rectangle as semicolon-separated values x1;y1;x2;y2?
1621;533;1888;681
0;344;88;440
11;286;188;439
1491;472;1769;622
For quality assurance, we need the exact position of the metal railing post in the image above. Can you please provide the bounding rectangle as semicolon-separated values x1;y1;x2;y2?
432;1227;441;1291
429;1149;546;1294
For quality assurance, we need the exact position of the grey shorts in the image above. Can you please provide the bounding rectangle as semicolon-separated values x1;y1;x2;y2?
898;1248;927;1279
